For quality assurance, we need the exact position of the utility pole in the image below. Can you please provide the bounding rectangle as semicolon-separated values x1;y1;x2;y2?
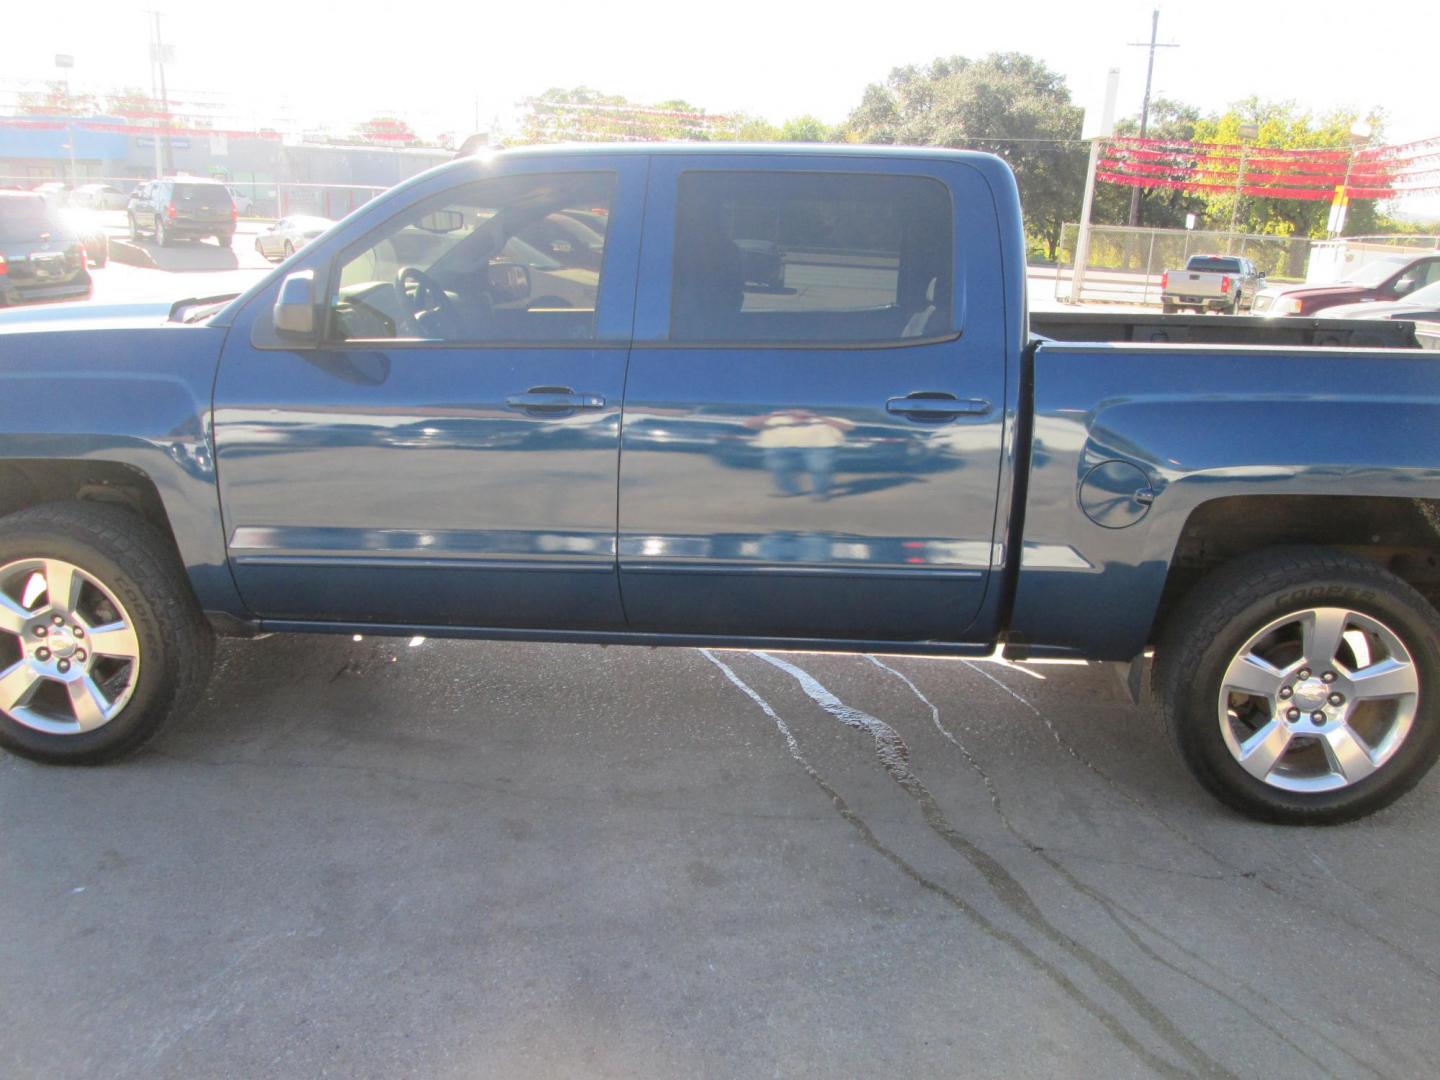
146;11;173;177
54;54;77;189
1126;9;1179;226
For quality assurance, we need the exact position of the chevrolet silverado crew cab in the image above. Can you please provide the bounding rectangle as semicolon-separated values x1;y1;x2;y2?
3;145;1440;824
1161;254;1262;314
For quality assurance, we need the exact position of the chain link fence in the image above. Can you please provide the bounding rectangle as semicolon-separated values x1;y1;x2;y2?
1047;224;1315;306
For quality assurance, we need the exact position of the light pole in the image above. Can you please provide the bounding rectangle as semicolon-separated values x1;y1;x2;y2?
1227;122;1258;241
54;54;78;189
1329;121;1373;239
1070;69;1120;305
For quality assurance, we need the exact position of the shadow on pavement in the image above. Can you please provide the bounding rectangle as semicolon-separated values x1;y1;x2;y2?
112;238;243;273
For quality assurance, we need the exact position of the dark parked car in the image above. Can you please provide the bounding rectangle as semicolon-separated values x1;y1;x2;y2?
1253;252;1440;316
0;191;91;306
127;178;237;248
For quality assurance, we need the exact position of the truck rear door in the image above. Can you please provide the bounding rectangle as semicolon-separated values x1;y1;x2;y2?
616;153;1009;642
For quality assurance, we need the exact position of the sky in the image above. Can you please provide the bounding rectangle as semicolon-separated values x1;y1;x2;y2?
4;0;1437;211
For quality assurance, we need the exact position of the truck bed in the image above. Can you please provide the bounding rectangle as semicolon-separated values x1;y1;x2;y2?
1031;310;1422;349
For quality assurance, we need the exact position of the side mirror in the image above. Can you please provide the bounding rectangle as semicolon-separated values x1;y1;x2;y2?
1258;271;1267;280
273;270;317;338
1394;276;1417;296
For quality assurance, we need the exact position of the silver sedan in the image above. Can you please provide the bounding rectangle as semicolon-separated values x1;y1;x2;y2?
254;215;332;262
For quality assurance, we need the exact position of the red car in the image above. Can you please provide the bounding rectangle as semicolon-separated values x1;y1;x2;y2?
1252;251;1440;316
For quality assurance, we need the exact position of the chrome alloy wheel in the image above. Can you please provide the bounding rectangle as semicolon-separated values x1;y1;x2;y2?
1218;607;1419;793
0;558;141;735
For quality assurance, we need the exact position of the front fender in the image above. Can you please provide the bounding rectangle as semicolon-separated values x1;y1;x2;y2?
0;324;245;615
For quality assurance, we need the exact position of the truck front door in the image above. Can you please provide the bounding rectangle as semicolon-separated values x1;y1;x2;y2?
617;155;1010;642
212;158;643;629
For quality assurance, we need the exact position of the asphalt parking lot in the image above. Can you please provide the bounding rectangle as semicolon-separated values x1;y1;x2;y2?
3;635;1440;1079
5;228;1439;1079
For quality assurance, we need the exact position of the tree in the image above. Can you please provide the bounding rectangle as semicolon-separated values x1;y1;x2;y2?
1192;98;1385;238
514;87;731;143
104;87;164;120
1094;98;1206;229
780;115;829;142
354;116;419;146
16;80;97;117
841;53;1087;259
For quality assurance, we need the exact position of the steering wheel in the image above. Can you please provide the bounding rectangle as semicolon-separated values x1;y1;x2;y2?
396;266;463;339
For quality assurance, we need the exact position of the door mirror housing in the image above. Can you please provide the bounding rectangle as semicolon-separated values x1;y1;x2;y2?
273;270;317;338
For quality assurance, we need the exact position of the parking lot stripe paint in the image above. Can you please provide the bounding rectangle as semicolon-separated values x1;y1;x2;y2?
750;650;1234;1080
871;656;1355;1079
698;648;1211;1080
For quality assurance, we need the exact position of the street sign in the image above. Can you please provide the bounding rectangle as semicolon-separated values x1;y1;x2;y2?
136;136;191;150
54;54;74;69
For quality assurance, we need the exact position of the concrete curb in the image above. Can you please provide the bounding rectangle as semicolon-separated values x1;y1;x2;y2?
107;240;158;270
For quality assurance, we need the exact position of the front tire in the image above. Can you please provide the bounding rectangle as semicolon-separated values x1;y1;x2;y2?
0;502;213;765
1155;547;1440;823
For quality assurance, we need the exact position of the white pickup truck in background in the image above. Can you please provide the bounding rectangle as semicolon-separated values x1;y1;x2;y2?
1161;254;1264;314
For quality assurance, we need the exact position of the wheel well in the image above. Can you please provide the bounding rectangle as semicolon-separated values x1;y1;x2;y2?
1153;495;1440;643
0;460;178;552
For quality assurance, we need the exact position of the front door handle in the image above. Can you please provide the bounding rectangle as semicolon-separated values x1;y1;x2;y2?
885;392;991;419
505;386;606;413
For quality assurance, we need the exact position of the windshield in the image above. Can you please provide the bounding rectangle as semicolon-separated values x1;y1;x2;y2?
1339;256;1409;287
1400;280;1440;306
0;199;63;242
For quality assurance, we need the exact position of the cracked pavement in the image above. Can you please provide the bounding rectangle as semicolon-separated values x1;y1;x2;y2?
3;634;1439;1078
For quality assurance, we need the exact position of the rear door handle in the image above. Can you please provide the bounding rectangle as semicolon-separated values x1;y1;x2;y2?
886;392;991;419
505;386;606;413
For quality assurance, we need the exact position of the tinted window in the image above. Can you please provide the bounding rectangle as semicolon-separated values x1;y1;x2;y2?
328;172;614;345
1186;257;1243;273
172;183;230;203
670;171;952;343
0;198;62;242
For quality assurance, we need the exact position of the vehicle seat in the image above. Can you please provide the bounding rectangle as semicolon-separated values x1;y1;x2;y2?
672;223;744;340
901;277;940;338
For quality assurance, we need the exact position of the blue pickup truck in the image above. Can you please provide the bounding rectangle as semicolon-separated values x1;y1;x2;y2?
2;144;1439;824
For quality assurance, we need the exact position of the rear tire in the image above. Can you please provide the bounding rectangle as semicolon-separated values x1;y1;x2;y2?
1161;301;1178;315
1155;547;1440;823
155;217;170;247
0;502;213;765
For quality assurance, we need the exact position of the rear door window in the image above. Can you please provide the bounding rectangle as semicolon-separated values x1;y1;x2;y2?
669;171;953;344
